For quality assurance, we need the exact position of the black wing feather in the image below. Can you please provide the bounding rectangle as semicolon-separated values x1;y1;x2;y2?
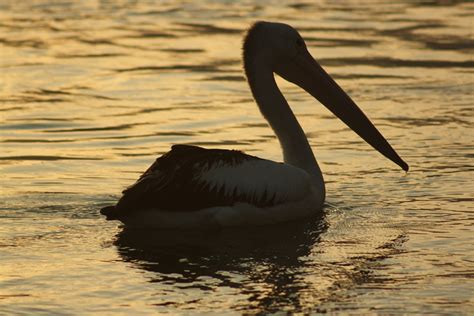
103;145;271;219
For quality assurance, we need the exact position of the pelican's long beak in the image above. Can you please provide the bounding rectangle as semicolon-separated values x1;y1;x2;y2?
276;48;408;171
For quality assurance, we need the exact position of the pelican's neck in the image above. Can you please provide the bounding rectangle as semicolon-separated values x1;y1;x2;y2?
246;63;324;188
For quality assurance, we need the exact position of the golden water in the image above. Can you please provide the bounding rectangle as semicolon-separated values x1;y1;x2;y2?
1;0;473;314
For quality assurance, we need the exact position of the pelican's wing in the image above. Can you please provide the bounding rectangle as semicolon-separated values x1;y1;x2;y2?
106;145;311;218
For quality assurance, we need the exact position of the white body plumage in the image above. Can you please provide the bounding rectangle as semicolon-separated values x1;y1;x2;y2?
117;157;324;228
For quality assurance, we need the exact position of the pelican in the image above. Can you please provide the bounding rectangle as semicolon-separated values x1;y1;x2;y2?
100;21;408;228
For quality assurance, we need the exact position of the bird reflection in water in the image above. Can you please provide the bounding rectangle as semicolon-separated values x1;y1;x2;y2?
114;213;327;312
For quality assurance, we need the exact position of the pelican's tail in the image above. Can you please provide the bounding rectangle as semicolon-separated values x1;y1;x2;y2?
100;205;119;220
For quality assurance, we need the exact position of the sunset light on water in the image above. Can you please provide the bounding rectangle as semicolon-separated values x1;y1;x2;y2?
1;1;473;314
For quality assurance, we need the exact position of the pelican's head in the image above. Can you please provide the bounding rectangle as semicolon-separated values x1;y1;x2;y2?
243;21;408;171
243;22;305;69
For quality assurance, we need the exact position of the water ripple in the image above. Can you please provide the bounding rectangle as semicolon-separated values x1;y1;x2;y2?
0;155;102;161
319;57;474;68
0;0;472;314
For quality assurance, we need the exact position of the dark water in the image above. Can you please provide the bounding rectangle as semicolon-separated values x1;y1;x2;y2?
1;0;473;314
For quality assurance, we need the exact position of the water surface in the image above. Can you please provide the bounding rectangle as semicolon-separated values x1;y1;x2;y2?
1;0;473;314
